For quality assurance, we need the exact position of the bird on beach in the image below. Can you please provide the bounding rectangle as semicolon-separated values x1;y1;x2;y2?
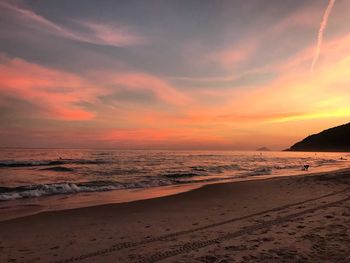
303;165;310;171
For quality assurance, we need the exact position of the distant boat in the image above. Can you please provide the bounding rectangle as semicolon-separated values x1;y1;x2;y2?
285;122;350;152
256;147;271;151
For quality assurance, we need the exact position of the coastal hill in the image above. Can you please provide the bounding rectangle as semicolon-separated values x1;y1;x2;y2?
286;122;350;152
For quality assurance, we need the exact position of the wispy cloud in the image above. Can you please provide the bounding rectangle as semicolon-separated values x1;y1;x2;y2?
75;21;144;47
0;2;144;47
0;1;69;35
171;4;322;87
310;0;336;72
228;33;350;124
114;74;190;106
206;42;256;70
94;72;190;106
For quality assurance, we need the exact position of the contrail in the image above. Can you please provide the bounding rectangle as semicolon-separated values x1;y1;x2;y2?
310;0;336;73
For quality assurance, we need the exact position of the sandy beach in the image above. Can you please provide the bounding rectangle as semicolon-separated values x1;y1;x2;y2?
1;169;350;263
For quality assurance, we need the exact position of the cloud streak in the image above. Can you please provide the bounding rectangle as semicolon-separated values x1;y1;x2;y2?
310;0;336;73
75;21;144;47
107;73;190;106
0;2;144;47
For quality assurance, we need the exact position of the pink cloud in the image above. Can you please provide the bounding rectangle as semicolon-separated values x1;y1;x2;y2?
0;55;98;120
0;54;191;123
216;41;256;69
270;4;321;34
207;41;257;70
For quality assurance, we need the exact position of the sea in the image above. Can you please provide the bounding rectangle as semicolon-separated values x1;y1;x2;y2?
1;149;349;220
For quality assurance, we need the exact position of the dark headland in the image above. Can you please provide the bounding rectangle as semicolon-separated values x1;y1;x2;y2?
286;122;350;152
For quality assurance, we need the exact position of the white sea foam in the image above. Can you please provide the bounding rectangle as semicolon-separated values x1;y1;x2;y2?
0;179;182;201
0;183;120;201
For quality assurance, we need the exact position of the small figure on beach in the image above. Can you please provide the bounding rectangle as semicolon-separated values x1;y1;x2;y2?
303;165;310;171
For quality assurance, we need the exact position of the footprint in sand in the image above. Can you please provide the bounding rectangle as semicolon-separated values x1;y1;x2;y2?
225;245;247;251
50;246;60;250
261;237;275;242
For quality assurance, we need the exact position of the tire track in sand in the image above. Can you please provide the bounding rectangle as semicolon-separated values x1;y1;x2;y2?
136;196;350;263
54;188;350;263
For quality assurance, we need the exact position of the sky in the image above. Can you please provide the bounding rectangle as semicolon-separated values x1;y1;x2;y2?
0;0;350;150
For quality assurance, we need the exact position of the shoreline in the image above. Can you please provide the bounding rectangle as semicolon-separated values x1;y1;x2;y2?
1;166;350;222
1;167;350;262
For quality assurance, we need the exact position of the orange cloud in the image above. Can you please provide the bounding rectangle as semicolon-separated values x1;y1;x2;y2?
0;55;98;120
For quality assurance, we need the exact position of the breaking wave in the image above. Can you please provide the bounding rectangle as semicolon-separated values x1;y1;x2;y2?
162;171;202;178
1;149;347;202
0;181;148;201
0;175;241;201
0;159;109;168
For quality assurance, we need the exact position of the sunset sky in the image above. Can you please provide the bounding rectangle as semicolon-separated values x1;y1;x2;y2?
1;0;350;150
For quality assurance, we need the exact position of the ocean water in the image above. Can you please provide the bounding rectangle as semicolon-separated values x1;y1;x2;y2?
1;149;350;202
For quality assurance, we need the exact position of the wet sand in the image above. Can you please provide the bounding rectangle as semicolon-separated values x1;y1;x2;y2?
1;169;350;262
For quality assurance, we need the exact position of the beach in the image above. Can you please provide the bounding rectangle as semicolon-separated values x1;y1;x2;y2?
2;0;350;262
1;168;350;262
